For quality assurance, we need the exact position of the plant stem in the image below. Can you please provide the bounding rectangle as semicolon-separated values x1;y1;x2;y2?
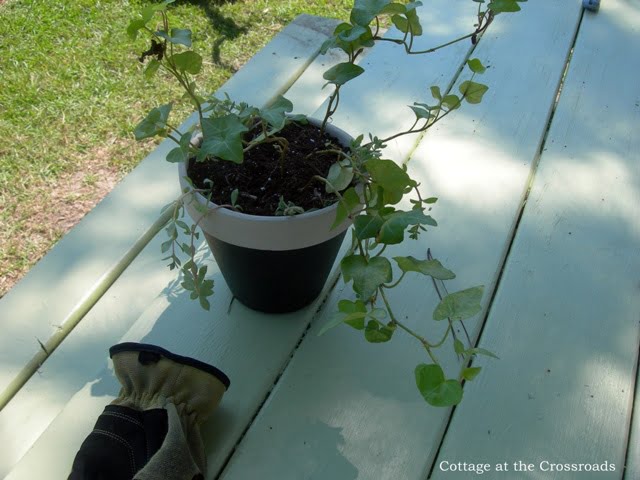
321;86;341;133
379;289;439;363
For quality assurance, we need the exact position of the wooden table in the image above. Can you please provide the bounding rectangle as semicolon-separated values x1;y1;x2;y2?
1;1;639;478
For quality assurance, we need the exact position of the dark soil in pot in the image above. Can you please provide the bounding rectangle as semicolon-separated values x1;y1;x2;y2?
187;121;350;216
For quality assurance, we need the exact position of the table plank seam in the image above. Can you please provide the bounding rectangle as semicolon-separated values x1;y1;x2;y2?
0;209;172;413
423;11;586;479
215;265;346;479
622;337;640;479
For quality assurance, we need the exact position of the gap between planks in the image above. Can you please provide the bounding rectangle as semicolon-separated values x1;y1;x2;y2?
424;8;586;479
0;14;341;416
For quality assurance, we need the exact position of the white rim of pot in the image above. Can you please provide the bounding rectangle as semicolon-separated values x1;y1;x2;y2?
178;118;356;251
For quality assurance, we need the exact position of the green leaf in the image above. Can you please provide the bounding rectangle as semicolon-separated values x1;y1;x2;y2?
339;298;367;314
409;105;432;120
144;59;161;79
167;146;187;163
488;0;524;13
156;28;192;47
318;312;367;335
467;58;487;74
326;162;354;193
468;347;499;359
331;187;361;229
337;24;369;42
453;338;466;355
199;295;211;311
260;95;293;130
341;255;392;300
415;364;463;406
166;131;192;163
462;367;482;381
433;286;485;321
442;94;462;110
459;81;489;104
127;19;147;39
318;299;367;335
430;86;442;100
128;0;175;38
393;256;456;280
364;320;394;343
142;0;174;20
199;114;249;163
351;0;394;26
368;308;387;321
391;2;423;36
378;209;437;244
366;158;412;193
323;62;365;86
354;215;384;240
169;51;202;74
134;103;172;140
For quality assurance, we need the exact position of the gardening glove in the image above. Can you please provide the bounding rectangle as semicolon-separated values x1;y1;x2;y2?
68;342;230;480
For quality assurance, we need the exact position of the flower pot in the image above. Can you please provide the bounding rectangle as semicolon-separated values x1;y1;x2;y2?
179;120;355;313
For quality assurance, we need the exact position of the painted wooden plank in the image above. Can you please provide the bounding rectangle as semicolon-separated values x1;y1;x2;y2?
0;15;342;477
4;3;478;476
432;2;640;479
628;362;640;479
5;249;345;480
0;14;339;409
216;3;584;480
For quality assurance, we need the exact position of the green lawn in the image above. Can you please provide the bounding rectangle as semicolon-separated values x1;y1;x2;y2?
0;0;351;297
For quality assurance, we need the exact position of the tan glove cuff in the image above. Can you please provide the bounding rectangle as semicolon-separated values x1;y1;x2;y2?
109;343;230;424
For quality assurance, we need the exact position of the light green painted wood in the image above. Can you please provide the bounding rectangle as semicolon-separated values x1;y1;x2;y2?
5;252;346;480
0;15;342;477
0;14;339;411
432;2;640;479
628;362;640;479
217;3;584;480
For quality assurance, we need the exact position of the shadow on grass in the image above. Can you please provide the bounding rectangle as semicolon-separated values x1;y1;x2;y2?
159;0;249;70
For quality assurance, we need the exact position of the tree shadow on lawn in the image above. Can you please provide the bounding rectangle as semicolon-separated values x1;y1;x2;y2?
158;0;249;71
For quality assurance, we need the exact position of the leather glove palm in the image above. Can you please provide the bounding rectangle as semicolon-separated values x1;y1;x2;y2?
68;343;230;480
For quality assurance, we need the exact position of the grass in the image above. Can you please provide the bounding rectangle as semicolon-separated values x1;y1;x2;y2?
0;0;352;297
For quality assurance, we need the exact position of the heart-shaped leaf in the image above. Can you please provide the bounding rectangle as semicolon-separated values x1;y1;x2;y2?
169;51;202;74
260;95;293;130
341;255;392;299
364;319;395;343
156;28;192;47
459;81;489;104
331;187;361;229
326;162;354;193
467;58;487;74
462;367;482;381
378;209;437;244
199;114;249;163
433;286;484;321
415;364;463;406
134;103;172;140
351;0;403;26
393;256;456;280
323;62;365;86
354;214;384;240
488;0;525;13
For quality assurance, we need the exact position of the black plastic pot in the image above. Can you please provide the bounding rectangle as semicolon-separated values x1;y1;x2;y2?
179;120;355;313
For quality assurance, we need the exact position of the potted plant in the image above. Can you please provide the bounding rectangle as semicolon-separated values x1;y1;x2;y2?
128;0;524;407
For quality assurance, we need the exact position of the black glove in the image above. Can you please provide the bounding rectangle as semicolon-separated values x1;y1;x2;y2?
68;343;230;480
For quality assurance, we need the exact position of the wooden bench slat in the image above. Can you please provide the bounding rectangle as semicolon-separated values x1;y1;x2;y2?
431;1;640;477
215;2;584;479
3;2;477;476
0;15;341;477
